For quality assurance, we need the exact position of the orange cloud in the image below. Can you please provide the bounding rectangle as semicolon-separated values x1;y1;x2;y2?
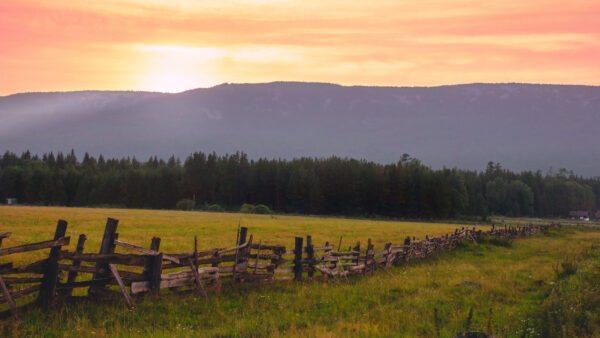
1;0;599;94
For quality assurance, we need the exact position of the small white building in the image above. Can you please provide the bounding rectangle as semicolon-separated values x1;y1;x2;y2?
6;198;17;205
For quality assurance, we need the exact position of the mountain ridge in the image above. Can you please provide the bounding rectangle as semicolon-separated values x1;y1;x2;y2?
1;82;599;176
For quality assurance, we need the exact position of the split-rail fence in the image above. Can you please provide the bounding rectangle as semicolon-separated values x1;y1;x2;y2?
0;218;558;322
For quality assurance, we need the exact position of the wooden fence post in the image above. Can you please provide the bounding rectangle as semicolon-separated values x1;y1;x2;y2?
238;227;248;246
142;237;161;279
366;238;374;272
150;252;163;297
306;235;314;278
90;218;118;296
38;220;67;306
294;237;303;281
383;243;392;267
59;234;87;297
353;241;361;265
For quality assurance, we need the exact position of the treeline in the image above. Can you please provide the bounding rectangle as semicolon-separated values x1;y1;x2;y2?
0;150;599;219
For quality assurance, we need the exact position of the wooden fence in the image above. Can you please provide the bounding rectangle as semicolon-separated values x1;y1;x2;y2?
0;219;558;322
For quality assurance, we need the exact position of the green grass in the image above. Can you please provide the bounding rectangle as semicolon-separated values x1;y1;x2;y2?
1;206;599;337
0;206;474;264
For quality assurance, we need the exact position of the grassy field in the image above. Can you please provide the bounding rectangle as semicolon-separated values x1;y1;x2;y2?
0;206;472;263
1;206;599;337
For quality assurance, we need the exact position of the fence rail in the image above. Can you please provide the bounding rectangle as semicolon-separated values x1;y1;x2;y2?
0;218;559;322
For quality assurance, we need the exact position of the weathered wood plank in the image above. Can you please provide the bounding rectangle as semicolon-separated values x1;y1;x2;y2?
0;236;70;257
1;277;43;285
114;239;180;264
60;252;150;266
108;264;134;308
188;259;207;299
130;274;219;294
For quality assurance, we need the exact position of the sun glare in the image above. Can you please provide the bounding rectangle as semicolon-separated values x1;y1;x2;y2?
134;45;222;92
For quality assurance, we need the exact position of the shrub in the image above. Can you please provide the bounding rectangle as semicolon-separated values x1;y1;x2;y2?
207;204;224;212
254;204;273;214
240;203;256;214
175;199;196;211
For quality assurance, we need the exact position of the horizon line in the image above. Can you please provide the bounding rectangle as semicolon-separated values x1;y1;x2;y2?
3;80;600;98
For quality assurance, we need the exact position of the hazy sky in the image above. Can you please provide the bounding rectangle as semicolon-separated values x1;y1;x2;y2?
1;0;599;95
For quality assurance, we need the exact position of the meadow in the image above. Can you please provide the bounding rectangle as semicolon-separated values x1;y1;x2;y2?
1;206;599;337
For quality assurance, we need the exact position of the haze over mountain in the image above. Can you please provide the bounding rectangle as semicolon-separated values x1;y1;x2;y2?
1;82;599;176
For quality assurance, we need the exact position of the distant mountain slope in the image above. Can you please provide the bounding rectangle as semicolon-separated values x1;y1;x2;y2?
1;82;599;176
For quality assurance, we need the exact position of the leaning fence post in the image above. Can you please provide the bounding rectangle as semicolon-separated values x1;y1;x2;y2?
89;218;118;297
294;237;303;281
60;234;87;297
38;220;68;306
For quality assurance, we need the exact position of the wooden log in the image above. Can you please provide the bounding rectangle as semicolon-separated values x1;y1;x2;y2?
321;255;358;262
248;262;275;270
0;275;19;322
161;267;219;280
250;243;285;251
115;239;180;264
60;234;86;297
60;252;150;266
274;267;294;274
313;245;335;252
38;220;68;307
218;262;248;274
131;271;220;294
108;263;134;308
188;259;207;299
326;251;361;257
294;237;303;281
164;249;219;260
90;218;118;295
0;236;70;257
249;253;281;261
1;277;43;285
216;241;249;255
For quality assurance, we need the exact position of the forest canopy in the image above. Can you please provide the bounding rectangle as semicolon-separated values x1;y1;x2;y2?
1;150;598;219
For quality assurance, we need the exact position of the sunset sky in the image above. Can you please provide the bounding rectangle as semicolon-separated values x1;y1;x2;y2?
1;0;599;95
